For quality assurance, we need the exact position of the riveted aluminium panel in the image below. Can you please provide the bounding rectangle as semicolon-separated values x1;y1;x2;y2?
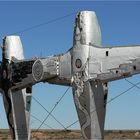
59;52;71;78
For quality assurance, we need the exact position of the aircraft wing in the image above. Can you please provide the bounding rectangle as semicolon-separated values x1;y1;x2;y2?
72;79;108;139
88;45;140;82
1;36;32;140
3;88;32;140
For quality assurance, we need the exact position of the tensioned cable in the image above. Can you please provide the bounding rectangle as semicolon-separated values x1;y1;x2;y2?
125;78;140;91
36;87;70;131
7;12;76;36
32;96;66;129
31;114;54;130
65;79;140;129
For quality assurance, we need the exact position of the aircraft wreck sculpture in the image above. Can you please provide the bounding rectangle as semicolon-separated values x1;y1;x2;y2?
0;11;140;140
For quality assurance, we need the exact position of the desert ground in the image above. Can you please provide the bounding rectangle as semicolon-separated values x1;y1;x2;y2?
0;129;140;140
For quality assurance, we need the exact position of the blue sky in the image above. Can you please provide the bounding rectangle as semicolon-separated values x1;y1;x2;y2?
0;1;140;130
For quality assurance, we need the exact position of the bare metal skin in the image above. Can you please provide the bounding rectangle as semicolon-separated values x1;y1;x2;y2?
0;11;140;140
